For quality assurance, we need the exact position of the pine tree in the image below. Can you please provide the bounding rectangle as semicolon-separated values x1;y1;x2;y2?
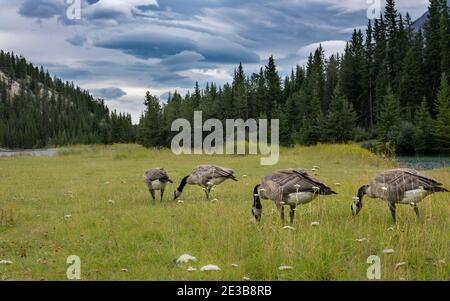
399;30;424;119
264;56;282;118
138;92;162;148
232;63;248;119
365;19;375;128
424;0;443;110
414;98;434;153
373;14;387;118
433;73;450;150
324;54;339;113
384;0;398;87
378;85;401;141
439;0;450;75
323;85;357;143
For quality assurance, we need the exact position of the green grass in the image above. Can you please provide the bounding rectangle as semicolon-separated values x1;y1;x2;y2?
0;144;448;280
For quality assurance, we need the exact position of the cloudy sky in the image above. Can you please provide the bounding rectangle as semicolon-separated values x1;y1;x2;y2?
0;0;430;122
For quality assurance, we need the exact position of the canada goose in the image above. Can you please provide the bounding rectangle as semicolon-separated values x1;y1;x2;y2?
173;165;237;201
352;168;449;223
144;168;173;203
252;168;337;225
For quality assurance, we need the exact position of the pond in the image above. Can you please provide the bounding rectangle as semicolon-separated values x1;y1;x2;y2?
396;156;450;170
0;149;59;158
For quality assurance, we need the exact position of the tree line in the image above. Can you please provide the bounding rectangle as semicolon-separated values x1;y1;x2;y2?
138;0;450;154
0;51;136;149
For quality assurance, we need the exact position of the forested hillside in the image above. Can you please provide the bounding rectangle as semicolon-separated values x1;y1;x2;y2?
139;0;450;154
0;51;135;149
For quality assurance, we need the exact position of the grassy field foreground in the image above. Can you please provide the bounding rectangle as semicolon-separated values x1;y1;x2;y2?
0;144;448;280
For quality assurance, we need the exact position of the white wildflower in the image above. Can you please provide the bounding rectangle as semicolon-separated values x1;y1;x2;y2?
200;265;221;271
278;266;293;271
0;260;13;265
176;254;197;264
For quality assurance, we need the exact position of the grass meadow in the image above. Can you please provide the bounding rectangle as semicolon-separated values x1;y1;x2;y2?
0;144;448;280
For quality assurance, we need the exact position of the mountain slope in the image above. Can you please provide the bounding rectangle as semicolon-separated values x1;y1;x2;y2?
413;0;450;31
0;51;135;149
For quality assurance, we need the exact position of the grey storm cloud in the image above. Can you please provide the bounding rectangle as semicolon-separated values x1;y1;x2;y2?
93;31;260;64
9;0;431;120
18;0;65;19
92;87;127;99
66;34;87;46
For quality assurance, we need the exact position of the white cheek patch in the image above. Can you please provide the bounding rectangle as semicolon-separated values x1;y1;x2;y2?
351;203;358;214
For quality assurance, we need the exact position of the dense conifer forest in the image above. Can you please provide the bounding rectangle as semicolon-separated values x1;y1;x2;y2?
0;51;135;149
1;0;449;154
138;0;450;154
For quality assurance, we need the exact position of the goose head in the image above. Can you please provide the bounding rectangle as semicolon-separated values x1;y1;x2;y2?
352;185;368;216
252;185;262;221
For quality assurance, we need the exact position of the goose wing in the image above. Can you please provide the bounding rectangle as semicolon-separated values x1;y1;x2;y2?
372;169;442;199
191;165;237;184
263;169;335;196
386;169;442;190
144;168;172;183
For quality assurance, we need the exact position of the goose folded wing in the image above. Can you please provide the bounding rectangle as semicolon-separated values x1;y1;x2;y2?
145;169;170;182
210;166;236;179
387;170;442;191
268;169;329;194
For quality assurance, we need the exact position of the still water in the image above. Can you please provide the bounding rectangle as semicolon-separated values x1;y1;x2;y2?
396;156;450;170
0;149;59;158
0;149;449;170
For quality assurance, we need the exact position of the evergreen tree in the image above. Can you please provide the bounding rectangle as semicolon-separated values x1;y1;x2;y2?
323;85;357;143
433;73;450;150
264;56;282;118
138;92;162;148
232;63;248;119
414;98;434;153
384;0;398;87
439;0;450;75
424;0;443;109
378;85;401;142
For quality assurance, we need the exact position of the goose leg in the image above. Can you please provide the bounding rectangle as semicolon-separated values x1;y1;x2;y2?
289;206;296;225
160;189;165;202
413;205;420;221
204;188;210;201
276;203;285;225
388;202;397;223
149;189;156;204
